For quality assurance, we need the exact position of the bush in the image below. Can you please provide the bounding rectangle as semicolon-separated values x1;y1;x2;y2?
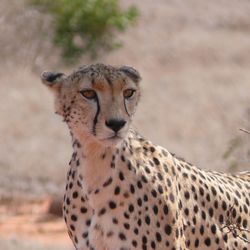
31;0;138;63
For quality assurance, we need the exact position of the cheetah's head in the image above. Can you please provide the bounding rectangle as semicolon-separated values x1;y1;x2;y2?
41;64;141;147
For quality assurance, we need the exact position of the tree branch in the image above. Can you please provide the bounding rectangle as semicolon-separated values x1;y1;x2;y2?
239;128;250;135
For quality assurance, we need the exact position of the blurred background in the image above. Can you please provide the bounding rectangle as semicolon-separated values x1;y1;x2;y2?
0;0;250;249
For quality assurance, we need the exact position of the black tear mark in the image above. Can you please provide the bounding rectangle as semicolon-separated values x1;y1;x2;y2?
93;96;100;136
124;99;130;117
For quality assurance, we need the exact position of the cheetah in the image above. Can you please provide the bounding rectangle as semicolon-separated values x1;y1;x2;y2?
41;63;250;250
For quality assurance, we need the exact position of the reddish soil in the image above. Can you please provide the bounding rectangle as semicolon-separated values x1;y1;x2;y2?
0;197;71;248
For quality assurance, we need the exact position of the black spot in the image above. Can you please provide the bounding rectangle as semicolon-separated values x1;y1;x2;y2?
211;186;217;196
124;212;130;219
80;207;87;213
211;224;217;234
163;164;169;173
98;208;106;216
74;236;78;244
109;201;117;209
145;166;151;174
184;208;189;216
184;191;190;200
66;197;70;205
72;191;78;199
151;189;157;198
219;214;224;224
130;184;135;193
199;187;204;196
194;238;199;247
208;207;214;217
193;205;198;213
169;193;175;203
71;214;77;221
163;205;169;215
214;200;219;209
200;225;204;235
145;215;150;225
137;218;142;226
178;200;183;210
132;240;137;247
121;155;126;162
201;210;206;220
150;147;155;152
206;193;211;202
107;231;114;237
82;232;88;238
114;186;120;195
176;228;179;238
137;181;142;189
86;219;91;226
153;157;160;165
119;171;125;181
191;174;197;181
141;175;148;183
153;205;158;215
103;177;113;187
137;198;142;206
155;232;162;242
232;208;237;219
157;172;163;180
128;204;134;213
142;235;147;244
243;204;248;214
243;219;248;228
164;224;172;235
112;217;118;224
222;201;227;211
223;234;228;243
119;232;126;240
157;185;163;194
185;240;191;248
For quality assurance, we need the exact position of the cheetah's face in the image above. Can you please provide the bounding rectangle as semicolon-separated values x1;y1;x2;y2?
41;64;141;147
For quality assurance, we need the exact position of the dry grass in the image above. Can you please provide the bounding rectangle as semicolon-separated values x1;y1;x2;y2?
1;0;250;248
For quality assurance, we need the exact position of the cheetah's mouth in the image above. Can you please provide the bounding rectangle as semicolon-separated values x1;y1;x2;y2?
99;134;124;144
105;135;123;140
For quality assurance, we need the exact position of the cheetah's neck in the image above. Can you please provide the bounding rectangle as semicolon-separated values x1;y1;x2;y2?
69;131;131;196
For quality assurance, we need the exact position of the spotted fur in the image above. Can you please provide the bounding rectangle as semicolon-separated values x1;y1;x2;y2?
41;63;250;250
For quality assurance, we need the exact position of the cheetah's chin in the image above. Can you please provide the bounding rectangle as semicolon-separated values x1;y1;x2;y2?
99;135;124;146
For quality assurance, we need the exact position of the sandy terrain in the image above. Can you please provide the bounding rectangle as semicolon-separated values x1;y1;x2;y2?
0;0;250;249
0;197;72;250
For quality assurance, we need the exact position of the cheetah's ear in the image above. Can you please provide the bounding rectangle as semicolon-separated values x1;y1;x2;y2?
41;71;66;93
119;66;141;84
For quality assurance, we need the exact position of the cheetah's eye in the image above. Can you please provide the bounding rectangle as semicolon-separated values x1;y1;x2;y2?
123;89;136;99
79;89;97;100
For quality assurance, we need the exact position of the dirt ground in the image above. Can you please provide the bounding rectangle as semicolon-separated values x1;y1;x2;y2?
0;196;72;250
0;0;250;249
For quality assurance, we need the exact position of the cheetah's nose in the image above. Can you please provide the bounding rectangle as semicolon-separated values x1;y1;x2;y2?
105;119;126;133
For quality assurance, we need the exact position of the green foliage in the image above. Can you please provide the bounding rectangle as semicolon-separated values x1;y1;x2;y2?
31;0;138;63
